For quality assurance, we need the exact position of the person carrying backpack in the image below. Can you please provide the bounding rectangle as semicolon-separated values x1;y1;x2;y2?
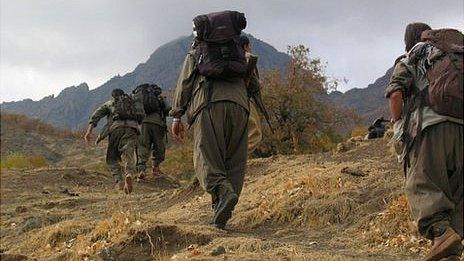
170;11;252;230
386;23;463;260
83;88;145;194
366;117;389;139
133;83;171;179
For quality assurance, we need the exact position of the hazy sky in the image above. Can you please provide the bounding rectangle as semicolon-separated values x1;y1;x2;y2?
1;0;463;102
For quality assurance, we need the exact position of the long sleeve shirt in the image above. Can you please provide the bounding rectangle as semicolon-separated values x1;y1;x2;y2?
169;50;250;126
385;44;462;140
88;99;140;133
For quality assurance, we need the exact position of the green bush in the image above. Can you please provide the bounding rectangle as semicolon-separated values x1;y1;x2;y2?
1;153;49;170
257;45;355;156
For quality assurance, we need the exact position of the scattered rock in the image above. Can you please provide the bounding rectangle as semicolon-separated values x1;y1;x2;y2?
60;187;79;197
21;217;42;232
187;244;198;251
210;246;226;256
341;167;367;177
336;142;352;153
98;247;117;261
15;206;28;213
20;214;64;233
349;136;364;142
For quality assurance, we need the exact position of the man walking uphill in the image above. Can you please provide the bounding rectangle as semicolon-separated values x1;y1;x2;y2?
133;83;171;179
84;89;144;194
386;23;463;260
170;11;251;230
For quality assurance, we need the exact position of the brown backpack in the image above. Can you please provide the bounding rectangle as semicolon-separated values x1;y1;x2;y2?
421;29;464;119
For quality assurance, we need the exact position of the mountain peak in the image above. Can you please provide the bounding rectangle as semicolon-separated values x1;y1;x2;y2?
2;34;290;130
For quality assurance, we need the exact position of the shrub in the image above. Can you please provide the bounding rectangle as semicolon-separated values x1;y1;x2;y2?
1;153;49;169
257;45;355;155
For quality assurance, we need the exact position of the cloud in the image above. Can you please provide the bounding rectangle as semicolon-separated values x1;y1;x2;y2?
1;0;463;101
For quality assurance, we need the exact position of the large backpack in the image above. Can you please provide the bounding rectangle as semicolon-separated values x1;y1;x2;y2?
133;84;163;114
193;11;247;79
113;93;138;121
421;29;463;119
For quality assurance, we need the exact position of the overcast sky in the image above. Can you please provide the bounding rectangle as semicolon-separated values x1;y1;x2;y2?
1;0;463;102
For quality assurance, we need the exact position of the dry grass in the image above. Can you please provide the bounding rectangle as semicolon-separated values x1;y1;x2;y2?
1;113;75;139
8;221;91;258
359;195;430;254
351;125;368;138
163;139;194;181
72;209;147;258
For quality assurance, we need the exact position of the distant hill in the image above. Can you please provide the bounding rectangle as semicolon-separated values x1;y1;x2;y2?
329;68;393;124
1;34;290;130
2;32;394;129
0;113;74;162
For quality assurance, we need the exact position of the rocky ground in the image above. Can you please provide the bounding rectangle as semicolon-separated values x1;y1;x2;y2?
1;127;445;261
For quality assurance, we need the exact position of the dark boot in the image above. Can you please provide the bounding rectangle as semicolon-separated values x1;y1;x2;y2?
423;227;462;261
212;185;238;230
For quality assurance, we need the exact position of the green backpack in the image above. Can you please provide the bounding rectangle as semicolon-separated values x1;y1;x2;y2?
113;94;138;121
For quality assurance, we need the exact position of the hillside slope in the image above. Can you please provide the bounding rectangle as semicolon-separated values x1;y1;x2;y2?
1;34;289;130
1;123;432;260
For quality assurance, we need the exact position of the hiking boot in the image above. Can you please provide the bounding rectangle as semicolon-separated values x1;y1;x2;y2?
124;174;133;194
213;191;238;230
423;227;462;261
152;165;163;177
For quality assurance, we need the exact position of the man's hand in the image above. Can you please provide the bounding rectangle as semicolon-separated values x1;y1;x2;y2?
83;125;93;144
171;119;185;143
389;90;403;123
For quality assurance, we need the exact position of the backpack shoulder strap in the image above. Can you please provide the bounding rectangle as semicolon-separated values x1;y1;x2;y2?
394;54;407;66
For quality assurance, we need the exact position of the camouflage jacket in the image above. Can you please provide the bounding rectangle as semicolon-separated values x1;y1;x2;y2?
169;49;250;126
386;43;462;161
385;43;462;135
88;98;141;133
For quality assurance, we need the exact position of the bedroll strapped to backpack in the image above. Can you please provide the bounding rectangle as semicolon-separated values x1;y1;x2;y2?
193;10;247;79
113;93;138;121
421;29;463;119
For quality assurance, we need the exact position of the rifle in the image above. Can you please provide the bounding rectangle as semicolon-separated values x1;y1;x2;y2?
245;55;275;134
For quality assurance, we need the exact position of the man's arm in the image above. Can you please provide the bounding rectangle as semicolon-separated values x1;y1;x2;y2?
84;103;111;143
170;52;197;142
389;91;403;122
385;60;413;123
169;52;197;119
